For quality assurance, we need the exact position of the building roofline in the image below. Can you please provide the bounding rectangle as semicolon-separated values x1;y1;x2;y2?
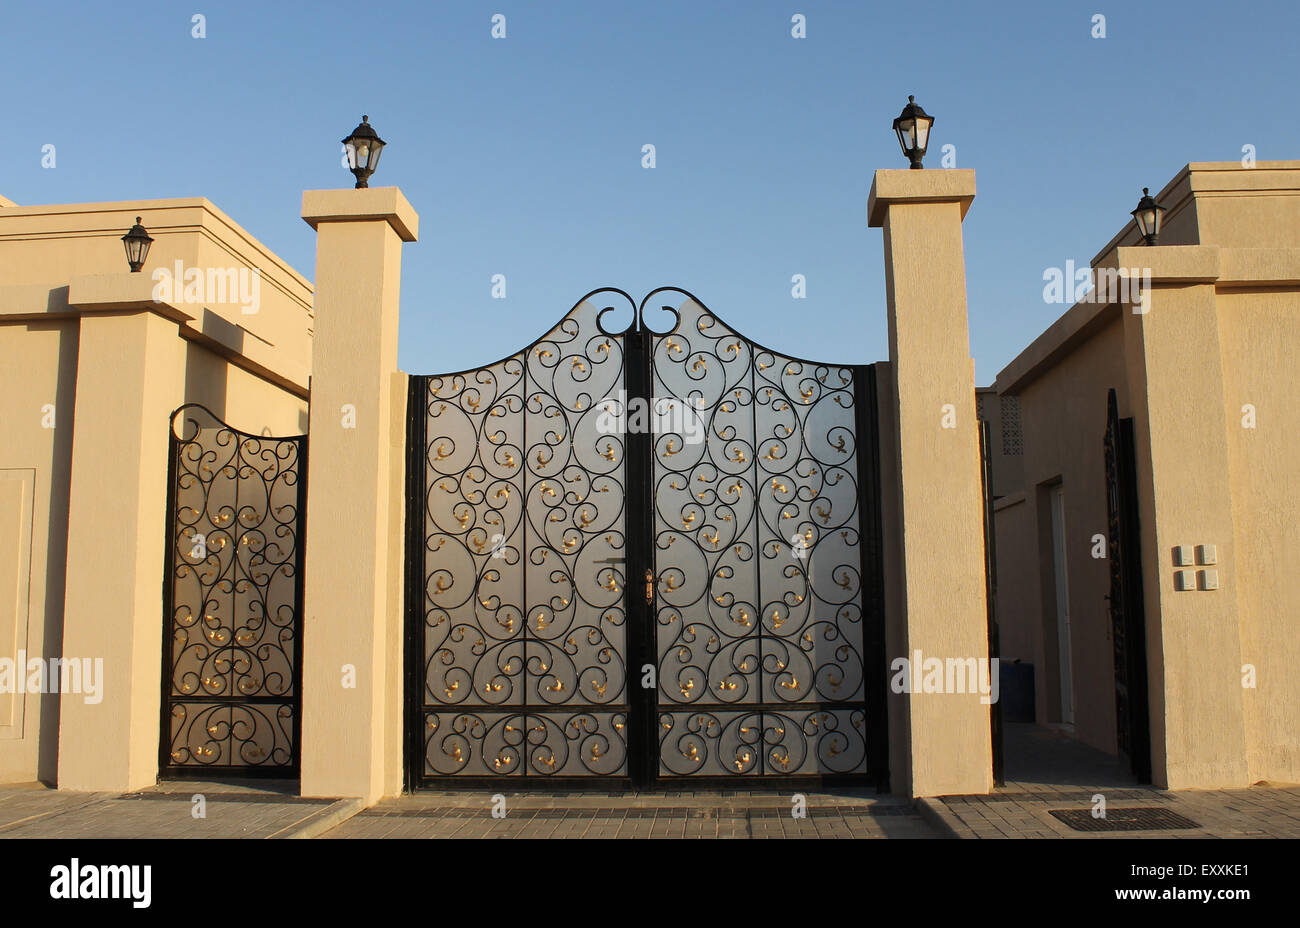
995;161;1300;395
0;196;313;296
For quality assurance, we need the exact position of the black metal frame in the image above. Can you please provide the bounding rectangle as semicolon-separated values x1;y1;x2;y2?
1104;389;1152;784
404;288;889;790
159;404;307;779
978;419;1005;787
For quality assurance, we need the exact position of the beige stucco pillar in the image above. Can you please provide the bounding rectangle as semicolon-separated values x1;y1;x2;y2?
299;188;417;802
1107;245;1249;789
868;170;993;797
57;276;193;791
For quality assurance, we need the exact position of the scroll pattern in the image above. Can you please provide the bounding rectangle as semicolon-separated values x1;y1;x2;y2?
164;406;304;769
651;299;868;775
416;297;630;776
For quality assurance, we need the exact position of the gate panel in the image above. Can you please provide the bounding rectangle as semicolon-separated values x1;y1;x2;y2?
1104;388;1151;783
648;296;877;779
409;296;632;781
160;405;306;775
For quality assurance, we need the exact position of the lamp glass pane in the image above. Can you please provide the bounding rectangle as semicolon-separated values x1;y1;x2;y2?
914;117;932;150
344;141;359;169
367;141;383;170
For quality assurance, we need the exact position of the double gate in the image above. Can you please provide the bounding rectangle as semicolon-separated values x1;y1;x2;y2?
405;288;888;787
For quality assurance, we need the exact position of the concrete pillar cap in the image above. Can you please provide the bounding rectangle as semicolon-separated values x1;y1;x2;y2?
301;187;419;242
867;169;975;227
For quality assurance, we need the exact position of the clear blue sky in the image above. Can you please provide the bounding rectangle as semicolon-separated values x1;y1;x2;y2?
5;0;1296;384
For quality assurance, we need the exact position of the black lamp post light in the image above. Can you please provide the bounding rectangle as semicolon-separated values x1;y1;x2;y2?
121;216;153;272
893;95;934;170
1131;187;1167;245
342;115;386;188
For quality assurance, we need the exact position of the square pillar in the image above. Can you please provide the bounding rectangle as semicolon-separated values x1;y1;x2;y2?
299;188;417;802
868;170;993;797
1108;245;1249;788
57;277;192;791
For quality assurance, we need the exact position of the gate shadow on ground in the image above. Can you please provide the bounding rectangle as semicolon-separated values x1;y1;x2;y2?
145;777;302;797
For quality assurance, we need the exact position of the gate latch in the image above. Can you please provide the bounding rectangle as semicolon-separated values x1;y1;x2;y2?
645;569;655;605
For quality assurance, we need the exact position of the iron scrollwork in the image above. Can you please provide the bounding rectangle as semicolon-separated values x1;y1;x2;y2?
407;287;885;786
161;404;306;773
412;291;634;778
647;290;871;777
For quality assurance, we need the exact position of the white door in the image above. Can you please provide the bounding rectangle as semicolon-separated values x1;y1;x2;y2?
1050;485;1074;724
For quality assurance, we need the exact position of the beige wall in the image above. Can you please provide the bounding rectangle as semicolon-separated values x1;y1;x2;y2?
992;162;1300;787
1008;312;1127;752
0;319;78;783
869;170;993;797
183;341;308;435
1217;288;1300;782
298;188;416;803
0;197;311;787
990;494;1032;665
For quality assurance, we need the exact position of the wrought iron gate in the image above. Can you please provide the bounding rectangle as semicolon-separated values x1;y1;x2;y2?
1103;388;1151;783
406;288;887;788
160;405;307;776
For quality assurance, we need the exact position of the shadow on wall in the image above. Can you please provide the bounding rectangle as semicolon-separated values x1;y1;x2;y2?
36;305;79;785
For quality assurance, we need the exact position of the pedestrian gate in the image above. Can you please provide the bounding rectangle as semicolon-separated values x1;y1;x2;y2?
160;405;307;776
405;289;887;788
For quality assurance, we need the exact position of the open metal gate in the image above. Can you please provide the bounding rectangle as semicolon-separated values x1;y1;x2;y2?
405;288;887;788
160;405;307;776
1103;388;1151;783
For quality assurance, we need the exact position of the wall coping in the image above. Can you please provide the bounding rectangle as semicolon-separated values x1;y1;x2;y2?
994;243;1300;395
0;276;310;397
1090;161;1300;268
0;197;313;303
301;187;419;242
867;169;976;227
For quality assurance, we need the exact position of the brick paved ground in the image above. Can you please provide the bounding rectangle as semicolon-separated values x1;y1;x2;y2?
0;779;350;839
921;724;1300;839
321;789;935;839
3;724;1296;839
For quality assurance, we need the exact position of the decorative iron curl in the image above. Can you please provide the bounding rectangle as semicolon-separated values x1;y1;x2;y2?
163;404;305;773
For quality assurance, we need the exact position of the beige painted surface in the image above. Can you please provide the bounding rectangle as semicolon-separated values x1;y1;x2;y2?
869;170;993;797
58;310;187;791
1121;270;1248;788
1216;289;1300;783
873;362;912;795
992;162;1300;789
299;187;416;802
183;341;308;435
0;197;311;788
990;494;1033;664
0;320;77;784
0;475;34;741
1008;314;1127;751
976;387;1023;499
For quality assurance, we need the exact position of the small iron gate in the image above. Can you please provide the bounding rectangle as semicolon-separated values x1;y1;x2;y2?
160;404;307;776
405;288;888;788
1103;388;1151;783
